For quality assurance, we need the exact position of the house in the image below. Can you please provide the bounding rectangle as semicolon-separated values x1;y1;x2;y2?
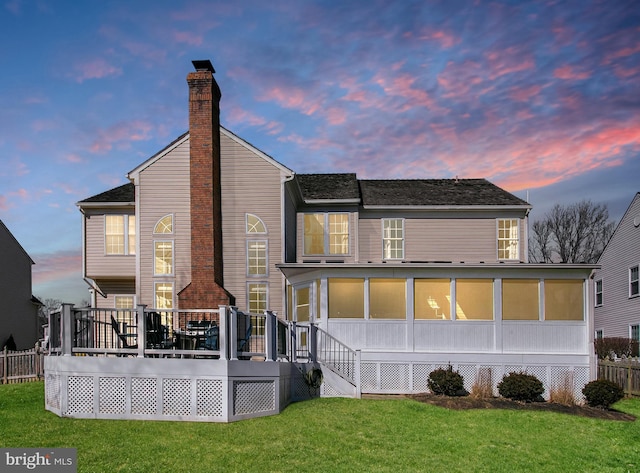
74;60;597;400
0;220;42;350
593;192;640;348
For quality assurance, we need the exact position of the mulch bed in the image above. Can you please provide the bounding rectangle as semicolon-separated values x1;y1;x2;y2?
363;393;636;421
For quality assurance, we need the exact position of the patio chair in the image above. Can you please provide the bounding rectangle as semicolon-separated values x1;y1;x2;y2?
237;313;252;360
110;315;137;350
146;311;165;349
204;324;219;350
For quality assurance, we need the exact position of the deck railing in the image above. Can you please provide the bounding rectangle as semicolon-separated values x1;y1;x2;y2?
46;304;292;361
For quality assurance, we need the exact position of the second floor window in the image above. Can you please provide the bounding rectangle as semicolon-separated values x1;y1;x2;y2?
498;219;519;260
247;241;267;276
383;218;404;260
105;215;135;255
304;213;349;256
595;279;603;306
154;241;173;275
630;265;639;297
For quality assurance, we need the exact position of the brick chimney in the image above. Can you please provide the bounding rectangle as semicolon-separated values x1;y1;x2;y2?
178;60;234;309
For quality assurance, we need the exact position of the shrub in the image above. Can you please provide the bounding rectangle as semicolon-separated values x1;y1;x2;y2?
594;337;639;359
497;372;545;402
582;380;624;408
428;366;467;396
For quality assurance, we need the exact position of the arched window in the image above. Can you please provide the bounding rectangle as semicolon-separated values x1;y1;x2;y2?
246;214;266;234
154;215;173;234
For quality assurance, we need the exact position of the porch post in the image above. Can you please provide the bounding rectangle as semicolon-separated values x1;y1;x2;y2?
136;304;146;358
218;305;228;361
290;321;297;363
309;324;317;363
230;306;239;361
61;303;74;356
355;349;362;399
265;311;277;361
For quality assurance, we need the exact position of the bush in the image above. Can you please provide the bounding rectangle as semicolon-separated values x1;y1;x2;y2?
594;337;639;359
497;372;545;402
428;366;467;396
549;372;575;406
582;380;624;408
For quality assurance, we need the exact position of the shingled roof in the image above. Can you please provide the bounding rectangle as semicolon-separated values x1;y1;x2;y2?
78;183;135;204
296;174;529;207
296;173;360;201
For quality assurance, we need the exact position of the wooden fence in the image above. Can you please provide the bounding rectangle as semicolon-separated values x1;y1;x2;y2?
0;344;44;384
598;359;640;397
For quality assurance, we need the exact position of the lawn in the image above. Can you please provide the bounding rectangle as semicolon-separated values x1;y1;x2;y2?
1;382;639;472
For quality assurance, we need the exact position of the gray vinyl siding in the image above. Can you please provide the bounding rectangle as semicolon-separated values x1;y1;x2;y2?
136;139;191;307
358;216;525;263
594;193;640;338
220;132;286;316
84;208;136;279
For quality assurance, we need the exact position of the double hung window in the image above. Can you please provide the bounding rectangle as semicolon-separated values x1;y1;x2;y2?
630;265;639;297
497;219;519;260
106;215;135;255
383;219;404;260
304;213;349;256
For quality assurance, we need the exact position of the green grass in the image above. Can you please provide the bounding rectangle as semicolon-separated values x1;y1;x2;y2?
2;382;640;472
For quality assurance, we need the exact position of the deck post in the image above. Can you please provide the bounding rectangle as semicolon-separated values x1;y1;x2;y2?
61;303;74;356
290;321;297;363
230;306;239;360
136;305;146;358
355;349;362;399
265;311;277;361
309;324;317;362
218;305;228;360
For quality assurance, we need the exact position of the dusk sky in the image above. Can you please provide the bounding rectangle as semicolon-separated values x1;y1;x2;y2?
1;0;639;304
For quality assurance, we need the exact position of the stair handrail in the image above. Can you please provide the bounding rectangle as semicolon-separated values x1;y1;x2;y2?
313;325;357;385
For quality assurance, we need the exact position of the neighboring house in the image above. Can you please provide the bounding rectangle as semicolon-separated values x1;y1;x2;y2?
77;60;597;396
0;220;41;350
593;192;640;348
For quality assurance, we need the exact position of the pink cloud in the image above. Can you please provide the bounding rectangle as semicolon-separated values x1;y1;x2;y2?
484;47;535;79
553;65;591;80
64;153;84;164
411;28;460;48
0;194;8;211
226;107;284;135
32;250;82;285
373;72;436;110
613;65;640;79
509;85;542;102
31;119;57;132
437;60;488;98
89;120;153;154
73;58;122;83
173;30;203;46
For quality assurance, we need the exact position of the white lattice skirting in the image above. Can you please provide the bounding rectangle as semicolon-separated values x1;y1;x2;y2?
348;353;593;401
44;357;318;423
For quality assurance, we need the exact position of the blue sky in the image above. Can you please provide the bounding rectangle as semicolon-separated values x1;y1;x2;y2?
1;0;638;304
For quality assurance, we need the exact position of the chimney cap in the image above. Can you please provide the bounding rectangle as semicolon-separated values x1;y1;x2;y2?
192;60;215;73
